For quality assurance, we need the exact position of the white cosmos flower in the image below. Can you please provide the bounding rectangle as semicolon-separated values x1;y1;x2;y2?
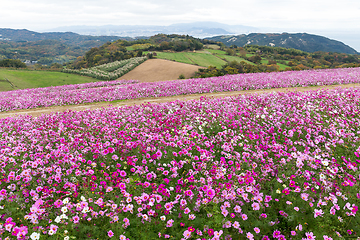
61;207;68;213
55;216;62;223
321;160;329;166
82;206;90;213
30;232;40;240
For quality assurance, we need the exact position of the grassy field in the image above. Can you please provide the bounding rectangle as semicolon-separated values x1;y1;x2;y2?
204;44;221;49
217;54;256;65
146;51;227;69
184;52;226;68
145;52;192;65
145;50;291;71
0;68;98;92
278;63;290;70
206;49;227;55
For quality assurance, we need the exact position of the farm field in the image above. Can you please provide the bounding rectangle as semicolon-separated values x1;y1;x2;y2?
119;59;204;82
0;84;359;239
1;67;360;112
0;69;97;92
62;57;147;81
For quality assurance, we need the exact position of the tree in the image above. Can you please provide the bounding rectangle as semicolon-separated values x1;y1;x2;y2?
136;50;143;57
248;55;262;64
0;59;27;68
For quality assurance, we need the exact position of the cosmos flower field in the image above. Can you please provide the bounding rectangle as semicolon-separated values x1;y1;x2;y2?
1;67;360;112
1;83;360;239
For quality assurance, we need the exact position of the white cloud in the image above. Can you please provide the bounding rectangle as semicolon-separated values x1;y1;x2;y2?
0;0;359;31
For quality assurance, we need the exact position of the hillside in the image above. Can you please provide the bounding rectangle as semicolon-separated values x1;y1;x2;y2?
0;28;130;64
0;28;129;45
207;33;359;54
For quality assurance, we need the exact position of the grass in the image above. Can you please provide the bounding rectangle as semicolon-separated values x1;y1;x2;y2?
0;68;99;92
206;49;227;55
278;63;290;70
204;44;221;50
217;55;256;65
146;51;227;69
146;52;194;65
184;52;227;69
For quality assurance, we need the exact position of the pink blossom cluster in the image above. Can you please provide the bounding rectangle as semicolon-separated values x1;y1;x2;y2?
0;79;138;112
0;86;360;239
1;67;360;112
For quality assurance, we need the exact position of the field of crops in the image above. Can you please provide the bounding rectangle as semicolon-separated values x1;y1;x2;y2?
1;67;360;112
1;83;359;239
63;57;147;80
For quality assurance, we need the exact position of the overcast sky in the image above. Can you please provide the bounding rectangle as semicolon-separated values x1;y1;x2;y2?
1;0;360;49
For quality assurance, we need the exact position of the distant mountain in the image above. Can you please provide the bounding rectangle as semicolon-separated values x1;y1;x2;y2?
0;28;130;64
206;33;359;54
45;22;257;38
0;28;130;45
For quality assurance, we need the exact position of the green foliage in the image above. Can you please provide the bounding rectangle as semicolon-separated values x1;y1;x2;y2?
0;59;27;68
178;74;185;79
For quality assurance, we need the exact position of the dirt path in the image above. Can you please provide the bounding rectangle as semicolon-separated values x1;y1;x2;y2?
119;59;205;82
1;83;360;119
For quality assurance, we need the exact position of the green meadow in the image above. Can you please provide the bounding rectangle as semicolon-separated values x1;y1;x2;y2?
0;69;97;92
146;51;227;69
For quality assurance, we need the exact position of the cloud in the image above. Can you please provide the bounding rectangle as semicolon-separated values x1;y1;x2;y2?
0;0;359;31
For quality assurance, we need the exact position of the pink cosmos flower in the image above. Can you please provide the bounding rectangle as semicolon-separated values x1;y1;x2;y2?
305;232;316;239
323;235;333;240
214;230;223;237
206;189;215;198
252;202;260;210
314;209;324;218
234;205;242;213
247;232;254;240
232;221;240;229
72;215;80;224
108;230;114;238
183;230;191;239
278;235;286;240
273;230;281;238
